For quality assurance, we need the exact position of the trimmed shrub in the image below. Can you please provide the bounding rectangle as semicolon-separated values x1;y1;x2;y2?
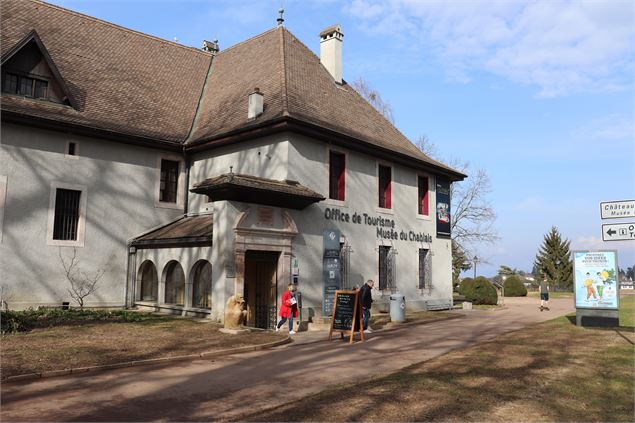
458;277;475;296
504;276;528;297
1;308;168;334
462;276;498;305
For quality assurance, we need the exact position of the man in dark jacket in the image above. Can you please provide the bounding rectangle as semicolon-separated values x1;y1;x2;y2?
359;279;374;333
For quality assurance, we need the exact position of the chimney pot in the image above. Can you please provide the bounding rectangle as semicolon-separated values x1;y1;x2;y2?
319;24;343;84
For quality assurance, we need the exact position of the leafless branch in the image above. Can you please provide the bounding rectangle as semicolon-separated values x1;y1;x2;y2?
59;247;104;309
351;77;395;124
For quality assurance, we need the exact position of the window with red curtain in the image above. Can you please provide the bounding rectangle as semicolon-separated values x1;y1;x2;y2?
418;176;429;215
378;165;392;208
329;151;345;201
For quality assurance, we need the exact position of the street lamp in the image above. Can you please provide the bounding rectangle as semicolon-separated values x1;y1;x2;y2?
473;256;478;278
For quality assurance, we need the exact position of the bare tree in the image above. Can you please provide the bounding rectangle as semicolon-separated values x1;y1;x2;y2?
59;248;104;309
351;77;395;124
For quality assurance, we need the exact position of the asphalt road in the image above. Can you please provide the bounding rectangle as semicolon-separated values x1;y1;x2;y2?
1;297;574;422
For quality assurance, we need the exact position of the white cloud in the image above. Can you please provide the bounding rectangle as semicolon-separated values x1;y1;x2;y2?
344;0;634;97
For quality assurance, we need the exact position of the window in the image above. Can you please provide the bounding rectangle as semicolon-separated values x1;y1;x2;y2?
329;151;345;201
53;188;81;241
159;159;179;203
67;142;76;156
2;72;48;98
191;260;212;309
378;165;392;209
378;245;395;291
418;249;431;289
138;260;158;301
164;261;185;305
418;176;429;216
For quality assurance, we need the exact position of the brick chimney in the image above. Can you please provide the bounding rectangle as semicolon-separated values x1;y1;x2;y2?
320;24;343;84
248;87;264;120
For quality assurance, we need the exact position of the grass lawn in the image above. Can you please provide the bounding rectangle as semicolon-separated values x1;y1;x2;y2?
1;313;285;379
250;296;635;422
369;311;458;329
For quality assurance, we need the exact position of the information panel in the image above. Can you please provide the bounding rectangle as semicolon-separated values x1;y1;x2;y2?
328;290;364;344
573;251;619;310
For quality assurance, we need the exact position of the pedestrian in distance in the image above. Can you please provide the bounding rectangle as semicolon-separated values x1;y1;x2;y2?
359;279;374;333
539;279;550;311
276;283;298;334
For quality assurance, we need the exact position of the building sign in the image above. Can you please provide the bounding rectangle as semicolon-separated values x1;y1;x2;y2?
573;251;619;310
324;207;432;243
323;229;341;315
600;200;635;219
436;177;451;239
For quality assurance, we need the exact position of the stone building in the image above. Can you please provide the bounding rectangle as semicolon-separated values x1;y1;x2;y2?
0;0;465;326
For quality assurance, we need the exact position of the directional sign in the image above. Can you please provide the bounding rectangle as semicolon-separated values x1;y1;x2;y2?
600;200;635;219
602;223;635;241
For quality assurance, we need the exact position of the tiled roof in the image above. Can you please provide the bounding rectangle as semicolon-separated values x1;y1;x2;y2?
132;215;212;245
1;0;464;178
1;0;211;143
192;173;325;199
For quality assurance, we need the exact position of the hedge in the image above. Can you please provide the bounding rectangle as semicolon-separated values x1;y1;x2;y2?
461;276;498;305
503;276;528;297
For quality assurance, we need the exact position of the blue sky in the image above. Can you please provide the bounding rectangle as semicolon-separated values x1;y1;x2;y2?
50;0;635;276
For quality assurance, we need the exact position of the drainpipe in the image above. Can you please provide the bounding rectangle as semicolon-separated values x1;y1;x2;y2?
184;152;191;215
124;242;137;308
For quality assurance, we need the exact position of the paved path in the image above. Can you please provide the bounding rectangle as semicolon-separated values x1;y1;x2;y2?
1;297;573;422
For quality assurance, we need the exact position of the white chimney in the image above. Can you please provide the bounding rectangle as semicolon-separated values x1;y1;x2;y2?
248;88;264;120
320;24;343;84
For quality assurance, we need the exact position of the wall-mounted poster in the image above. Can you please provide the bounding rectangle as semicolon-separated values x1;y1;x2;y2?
573;251;619;310
436;177;451;238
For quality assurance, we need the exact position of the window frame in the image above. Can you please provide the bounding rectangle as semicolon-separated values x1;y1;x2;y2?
65;140;80;159
46;181;87;247
417;173;431;219
377;163;393;210
155;154;185;210
418;248;432;290
2;71;48;99
328;150;346;202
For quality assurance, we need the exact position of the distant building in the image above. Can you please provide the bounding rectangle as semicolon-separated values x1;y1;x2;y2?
1;0;465;326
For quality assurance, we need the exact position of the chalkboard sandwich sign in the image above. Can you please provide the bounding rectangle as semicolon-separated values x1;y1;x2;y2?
328;290;365;344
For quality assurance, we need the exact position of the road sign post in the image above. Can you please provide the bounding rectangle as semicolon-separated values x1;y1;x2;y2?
602;223;635;242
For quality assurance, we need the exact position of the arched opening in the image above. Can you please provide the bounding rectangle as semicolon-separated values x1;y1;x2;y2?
163;260;185;305
137;260;158;301
191;260;212;309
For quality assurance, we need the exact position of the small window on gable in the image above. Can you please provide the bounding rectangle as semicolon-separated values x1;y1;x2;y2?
2;72;48;99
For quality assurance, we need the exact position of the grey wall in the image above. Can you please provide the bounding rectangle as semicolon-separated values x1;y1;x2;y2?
0;123;184;309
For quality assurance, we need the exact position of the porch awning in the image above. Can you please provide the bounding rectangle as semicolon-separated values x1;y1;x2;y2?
190;173;325;210
131;214;212;248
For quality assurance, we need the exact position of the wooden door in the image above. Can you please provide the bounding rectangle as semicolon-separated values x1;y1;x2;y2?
244;251;278;329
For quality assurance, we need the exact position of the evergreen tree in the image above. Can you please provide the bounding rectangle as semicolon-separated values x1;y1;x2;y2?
534;226;573;290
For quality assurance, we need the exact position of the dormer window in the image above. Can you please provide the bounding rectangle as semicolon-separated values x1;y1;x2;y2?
3;72;48;99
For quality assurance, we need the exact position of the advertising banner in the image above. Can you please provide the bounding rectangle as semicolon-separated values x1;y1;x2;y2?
573;251;619;310
323;229;341;315
436;177;451;238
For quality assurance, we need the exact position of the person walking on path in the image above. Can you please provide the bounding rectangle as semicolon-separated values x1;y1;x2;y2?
359;280;374;333
276;284;298;334
539;279;550;311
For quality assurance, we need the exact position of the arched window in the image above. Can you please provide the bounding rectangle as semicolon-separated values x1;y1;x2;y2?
164;261;185;305
138;260;158;301
191;260;212;309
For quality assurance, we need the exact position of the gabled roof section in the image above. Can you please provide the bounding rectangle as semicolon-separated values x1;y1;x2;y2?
188;26;465;180
2;29;79;109
1;0;211;144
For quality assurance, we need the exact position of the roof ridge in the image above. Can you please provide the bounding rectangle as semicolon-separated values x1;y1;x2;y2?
214;27;279;57
279;27;289;116
26;0;212;56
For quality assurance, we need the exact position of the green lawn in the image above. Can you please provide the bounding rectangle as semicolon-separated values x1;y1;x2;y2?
246;295;635;422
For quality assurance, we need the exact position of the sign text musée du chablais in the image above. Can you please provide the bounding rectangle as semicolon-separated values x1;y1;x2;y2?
324;207;432;243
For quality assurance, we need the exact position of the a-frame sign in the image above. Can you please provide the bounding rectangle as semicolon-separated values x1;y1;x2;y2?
328;290;365;344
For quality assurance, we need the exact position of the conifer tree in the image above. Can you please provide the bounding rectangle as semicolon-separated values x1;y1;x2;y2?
534;226;573;290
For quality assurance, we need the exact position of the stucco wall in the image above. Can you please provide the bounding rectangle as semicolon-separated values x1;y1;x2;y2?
0;123;184;309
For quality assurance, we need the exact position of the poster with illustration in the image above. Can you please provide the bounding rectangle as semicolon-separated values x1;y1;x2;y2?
573;251;619;310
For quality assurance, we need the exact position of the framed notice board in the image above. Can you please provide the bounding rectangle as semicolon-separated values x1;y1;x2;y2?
328;290;365;344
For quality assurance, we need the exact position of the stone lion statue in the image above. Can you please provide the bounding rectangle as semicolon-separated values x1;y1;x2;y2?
224;294;247;329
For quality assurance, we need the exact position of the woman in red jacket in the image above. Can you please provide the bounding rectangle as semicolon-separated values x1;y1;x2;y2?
276;283;298;334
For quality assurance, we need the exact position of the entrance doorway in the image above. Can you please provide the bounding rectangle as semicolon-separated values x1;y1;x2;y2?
244;251;279;329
